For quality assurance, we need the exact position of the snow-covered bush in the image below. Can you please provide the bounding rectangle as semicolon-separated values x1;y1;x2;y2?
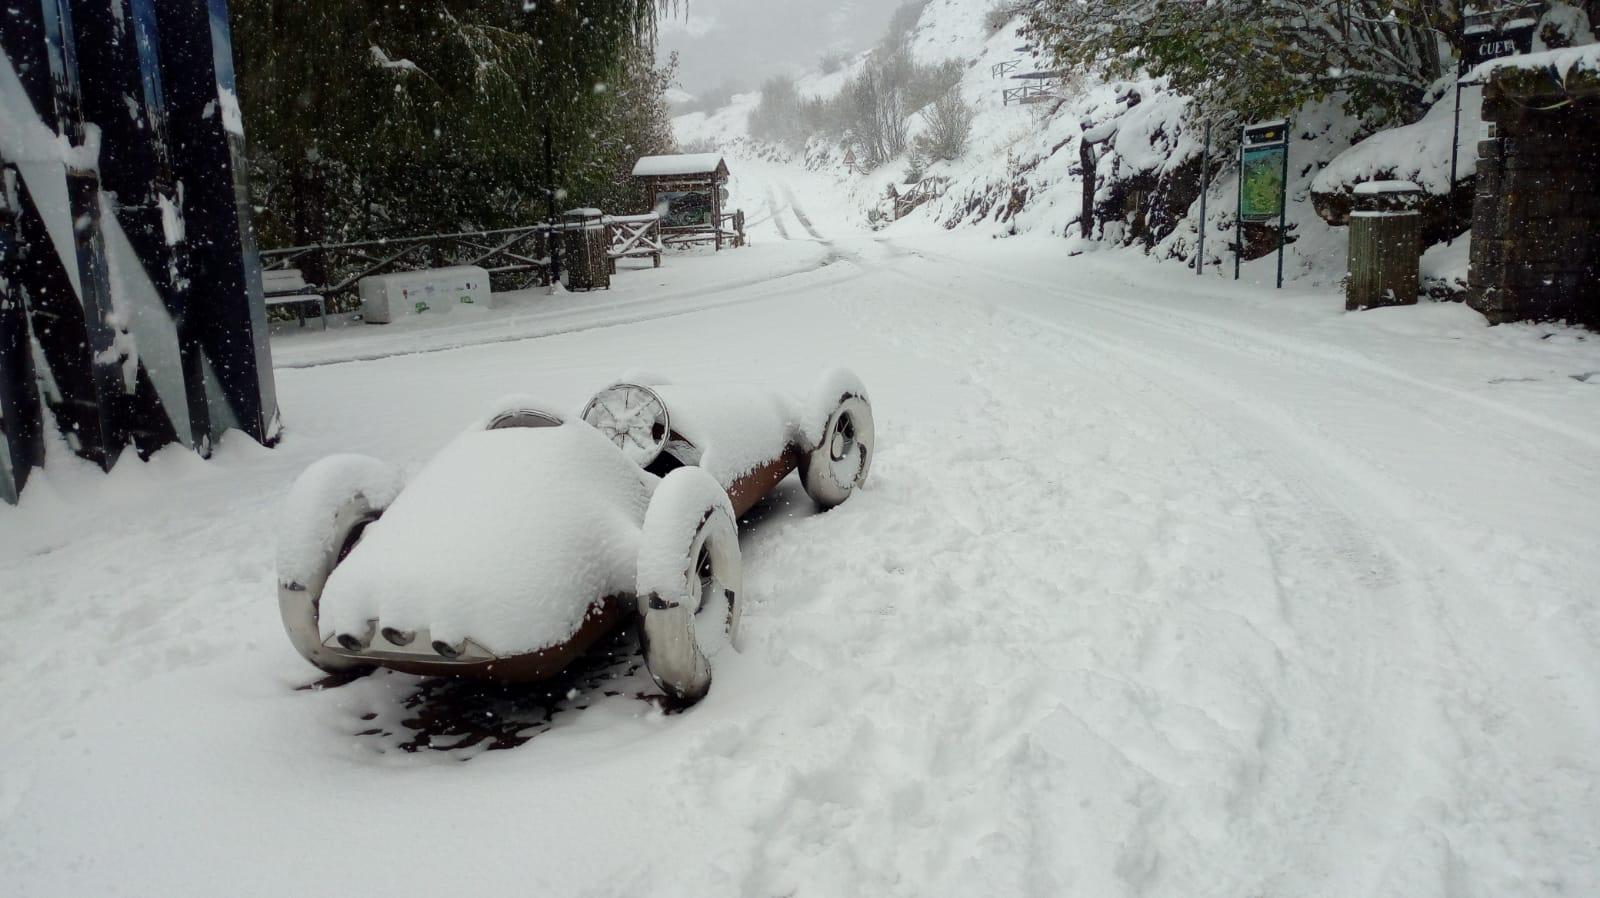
984;4;1017;34
916;90;974;162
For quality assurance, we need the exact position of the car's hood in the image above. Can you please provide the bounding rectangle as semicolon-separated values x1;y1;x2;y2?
318;422;654;653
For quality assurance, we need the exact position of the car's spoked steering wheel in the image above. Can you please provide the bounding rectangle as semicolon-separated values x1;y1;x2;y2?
581;383;670;467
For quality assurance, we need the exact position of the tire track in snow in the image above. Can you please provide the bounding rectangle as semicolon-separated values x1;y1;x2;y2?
870;263;1421;894
673;259;1415;896
780;183;826;242
276;251;857;370
883;259;1600;895
904;242;1600;455
761;186;792;240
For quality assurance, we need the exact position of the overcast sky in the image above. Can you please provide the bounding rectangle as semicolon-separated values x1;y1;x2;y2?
656;0;909;97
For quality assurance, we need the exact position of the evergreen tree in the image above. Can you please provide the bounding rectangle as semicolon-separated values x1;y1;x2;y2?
231;0;677;245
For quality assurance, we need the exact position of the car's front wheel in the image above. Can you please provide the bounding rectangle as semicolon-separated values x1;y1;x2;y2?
801;373;874;509
636;466;742;706
276;455;404;674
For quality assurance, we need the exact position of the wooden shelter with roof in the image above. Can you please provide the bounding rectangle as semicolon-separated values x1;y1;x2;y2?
631;153;744;250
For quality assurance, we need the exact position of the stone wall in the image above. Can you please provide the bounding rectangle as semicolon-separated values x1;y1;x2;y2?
1468;62;1600;329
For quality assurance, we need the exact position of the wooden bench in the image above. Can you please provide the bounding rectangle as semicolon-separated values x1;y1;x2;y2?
262;268;328;330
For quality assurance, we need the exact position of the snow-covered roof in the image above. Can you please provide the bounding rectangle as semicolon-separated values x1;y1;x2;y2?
632;153;728;178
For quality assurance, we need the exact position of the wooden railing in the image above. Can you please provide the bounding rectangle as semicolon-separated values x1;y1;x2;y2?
661;209;746;250
260;224;552;309
1002;83;1055;106
604;213;663;267
720;210;747;248
895;177;947;219
991;59;1020;78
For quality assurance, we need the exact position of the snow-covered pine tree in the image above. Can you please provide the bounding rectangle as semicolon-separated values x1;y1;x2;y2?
232;0;677;245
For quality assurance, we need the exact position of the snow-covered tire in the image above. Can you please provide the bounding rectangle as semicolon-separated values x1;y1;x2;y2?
800;371;874;509
636;466;742;706
276;455;404;674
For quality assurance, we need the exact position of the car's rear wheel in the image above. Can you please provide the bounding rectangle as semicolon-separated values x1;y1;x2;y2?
800;376;874;509
276;455;404;674
636;466;742;706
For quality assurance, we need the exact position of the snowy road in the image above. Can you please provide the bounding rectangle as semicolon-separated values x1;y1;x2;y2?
3;161;1599;897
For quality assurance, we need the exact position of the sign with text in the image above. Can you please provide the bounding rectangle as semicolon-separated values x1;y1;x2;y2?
1239;121;1288;223
1461;4;1544;73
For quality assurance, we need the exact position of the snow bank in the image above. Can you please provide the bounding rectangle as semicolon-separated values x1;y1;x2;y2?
1421;236;1473;300
1313;84;1484;196
318;423;654;651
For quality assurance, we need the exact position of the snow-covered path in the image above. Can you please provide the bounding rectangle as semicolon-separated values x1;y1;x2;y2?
3;161;1598;897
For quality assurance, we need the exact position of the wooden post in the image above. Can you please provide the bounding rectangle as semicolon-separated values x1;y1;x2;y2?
1275;118;1290;290
1196;122;1211;275
1234;126;1243;280
1079;138;1097;239
713;176;723;251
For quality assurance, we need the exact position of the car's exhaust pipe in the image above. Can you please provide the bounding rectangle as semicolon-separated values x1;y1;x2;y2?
336;621;376;652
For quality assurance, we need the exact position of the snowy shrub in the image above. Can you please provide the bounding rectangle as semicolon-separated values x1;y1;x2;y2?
916;90;974;162
749;75;810;147
903;59;965;112
905;148;928;184
984;4;1017;34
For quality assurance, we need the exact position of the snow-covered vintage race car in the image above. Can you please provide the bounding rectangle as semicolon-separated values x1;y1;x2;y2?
276;370;873;705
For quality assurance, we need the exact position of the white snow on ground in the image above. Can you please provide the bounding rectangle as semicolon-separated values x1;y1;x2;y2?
3;159;1600;898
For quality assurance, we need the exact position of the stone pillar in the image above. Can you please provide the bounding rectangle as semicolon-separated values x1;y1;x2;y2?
1468;62;1600;328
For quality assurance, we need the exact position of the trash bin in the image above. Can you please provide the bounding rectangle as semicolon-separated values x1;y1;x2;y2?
561;208;610;292
1346;181;1422;311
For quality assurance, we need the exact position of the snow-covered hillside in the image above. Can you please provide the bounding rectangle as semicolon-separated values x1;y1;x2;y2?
674;0;1594;291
